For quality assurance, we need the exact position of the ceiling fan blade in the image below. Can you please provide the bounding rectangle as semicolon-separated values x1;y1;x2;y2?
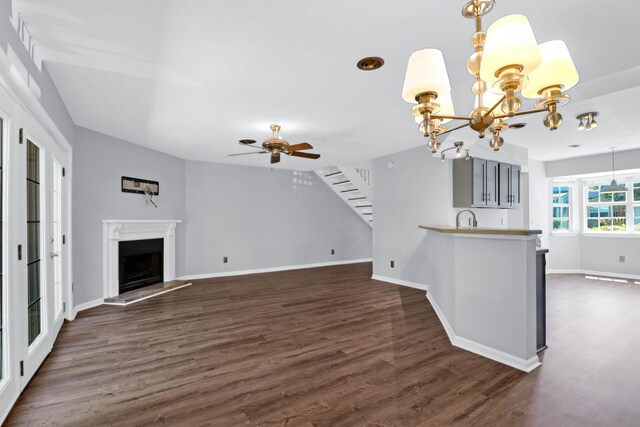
286;143;313;151
237;143;265;150
271;152;281;164
228;151;268;156
289;151;321;159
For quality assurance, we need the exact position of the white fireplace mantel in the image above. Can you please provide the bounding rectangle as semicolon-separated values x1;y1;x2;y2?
102;220;182;298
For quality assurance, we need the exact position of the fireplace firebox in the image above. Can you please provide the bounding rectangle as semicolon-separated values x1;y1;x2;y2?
118;238;164;293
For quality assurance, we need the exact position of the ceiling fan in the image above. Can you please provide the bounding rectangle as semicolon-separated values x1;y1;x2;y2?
228;124;321;164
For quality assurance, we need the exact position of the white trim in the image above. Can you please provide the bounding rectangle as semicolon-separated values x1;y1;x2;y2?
177;258;373;281
425;292;454;343
0;394;19;427
550;232;577;237
547;269;640;281
452;336;541;373
425;291;540;372
71;298;103;320
370;275;428;291
581;232;640;239
103;283;192;307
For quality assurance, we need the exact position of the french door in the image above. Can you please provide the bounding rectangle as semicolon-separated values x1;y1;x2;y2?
0;78;71;419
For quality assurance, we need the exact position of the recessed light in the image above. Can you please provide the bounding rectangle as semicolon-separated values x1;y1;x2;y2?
239;139;257;145
357;57;385;71
567;144;581;148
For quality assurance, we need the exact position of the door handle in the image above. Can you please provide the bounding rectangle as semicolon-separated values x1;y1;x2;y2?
50;252;59;258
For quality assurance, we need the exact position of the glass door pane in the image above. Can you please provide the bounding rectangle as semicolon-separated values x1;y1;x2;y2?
26;140;42;346
52;161;62;317
0;116;4;380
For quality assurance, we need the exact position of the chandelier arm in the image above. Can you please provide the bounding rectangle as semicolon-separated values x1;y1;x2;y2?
434;122;471;137
485;95;507;116
431;114;473;122
493;107;548;120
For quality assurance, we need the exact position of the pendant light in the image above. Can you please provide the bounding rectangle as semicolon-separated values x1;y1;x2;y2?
601;148;628;194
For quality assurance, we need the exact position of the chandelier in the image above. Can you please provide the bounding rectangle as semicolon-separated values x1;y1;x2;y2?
402;0;579;153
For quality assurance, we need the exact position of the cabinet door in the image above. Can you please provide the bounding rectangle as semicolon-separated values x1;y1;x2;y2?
511;165;521;207
498;163;511;207
485;160;499;207
472;158;486;206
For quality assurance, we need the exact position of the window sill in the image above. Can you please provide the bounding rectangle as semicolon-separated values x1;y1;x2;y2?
581;232;640;238
551;232;577;237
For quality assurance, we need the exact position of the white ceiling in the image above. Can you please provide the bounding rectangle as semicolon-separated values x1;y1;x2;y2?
14;0;640;169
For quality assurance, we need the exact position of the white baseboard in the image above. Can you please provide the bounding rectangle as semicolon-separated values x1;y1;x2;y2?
71;298;104;319
548;269;640;281
425;292;455;343
452;335;541;373
177;258;373;281
425;287;540;373
371;275;429;291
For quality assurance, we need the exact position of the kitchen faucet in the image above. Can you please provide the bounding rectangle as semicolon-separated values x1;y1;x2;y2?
456;209;478;228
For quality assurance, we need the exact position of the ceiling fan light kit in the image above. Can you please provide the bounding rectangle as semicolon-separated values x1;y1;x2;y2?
228;124;321;164
403;0;579;154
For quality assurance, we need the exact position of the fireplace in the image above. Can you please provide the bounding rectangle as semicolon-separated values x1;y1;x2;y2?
103;220;180;298
118;239;164;293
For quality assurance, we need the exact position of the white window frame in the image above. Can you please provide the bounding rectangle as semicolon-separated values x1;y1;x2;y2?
582;178;640;236
551;183;573;233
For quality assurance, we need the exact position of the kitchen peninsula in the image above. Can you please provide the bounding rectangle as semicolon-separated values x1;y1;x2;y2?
419;225;542;372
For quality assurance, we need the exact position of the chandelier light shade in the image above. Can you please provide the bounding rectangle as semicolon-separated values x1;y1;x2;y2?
402;1;579;153
402;48;452;103
522;41;580;98
480;14;542;84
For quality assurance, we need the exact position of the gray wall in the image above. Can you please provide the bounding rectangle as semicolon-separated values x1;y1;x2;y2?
72;126;186;304
372;144;527;284
533;151;640;276
546;148;640;178
183;161;372;276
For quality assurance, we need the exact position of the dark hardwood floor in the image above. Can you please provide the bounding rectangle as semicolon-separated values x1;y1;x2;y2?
6;264;640;426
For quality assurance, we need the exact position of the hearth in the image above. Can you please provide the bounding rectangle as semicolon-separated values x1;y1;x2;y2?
118;238;163;293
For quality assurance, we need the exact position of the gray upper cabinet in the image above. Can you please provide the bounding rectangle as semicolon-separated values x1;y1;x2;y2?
453;158;520;209
499;163;521;208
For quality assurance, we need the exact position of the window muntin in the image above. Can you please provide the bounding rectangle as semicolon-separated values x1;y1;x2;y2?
585;185;627;232
552;185;571;231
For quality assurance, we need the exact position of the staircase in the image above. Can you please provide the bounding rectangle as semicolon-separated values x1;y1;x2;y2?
316;167;373;227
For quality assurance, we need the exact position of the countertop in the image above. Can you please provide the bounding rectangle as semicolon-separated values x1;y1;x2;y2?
419;225;542;236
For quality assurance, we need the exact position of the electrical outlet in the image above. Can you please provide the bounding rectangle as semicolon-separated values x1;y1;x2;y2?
619;256;626;263
223;256;228;264
331;249;335;255
390;260;395;268
501;218;505;226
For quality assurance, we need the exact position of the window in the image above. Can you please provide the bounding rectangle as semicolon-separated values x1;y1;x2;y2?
27;140;42;345
0;117;3;380
635;183;640;231
552;185;571;231
585;185;627;232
